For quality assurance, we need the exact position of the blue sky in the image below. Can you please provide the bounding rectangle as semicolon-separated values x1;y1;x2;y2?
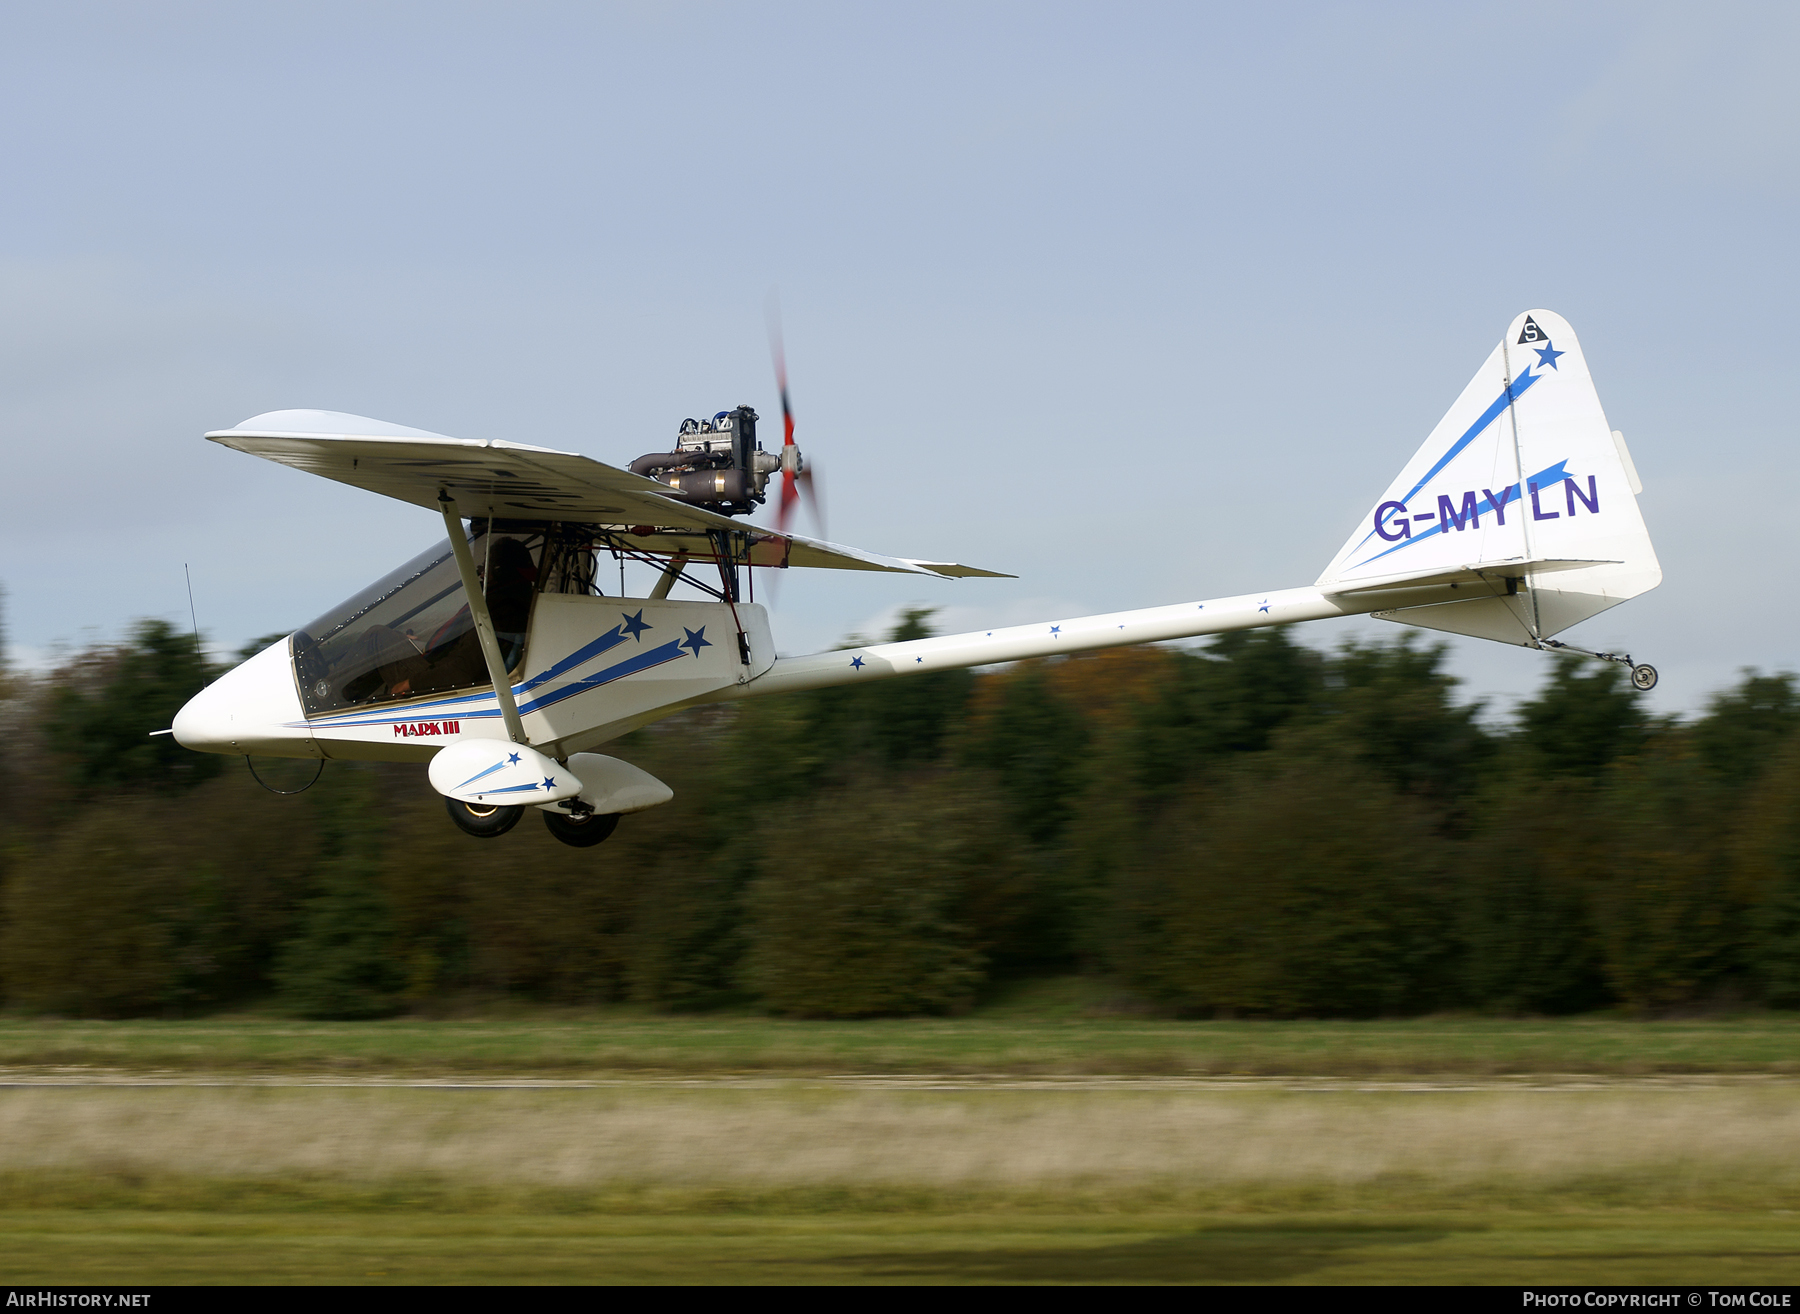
3;1;1795;717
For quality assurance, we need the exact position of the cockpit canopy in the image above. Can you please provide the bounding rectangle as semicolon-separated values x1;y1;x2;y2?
290;523;597;718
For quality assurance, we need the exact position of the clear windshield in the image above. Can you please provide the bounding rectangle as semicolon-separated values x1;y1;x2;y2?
291;528;542;717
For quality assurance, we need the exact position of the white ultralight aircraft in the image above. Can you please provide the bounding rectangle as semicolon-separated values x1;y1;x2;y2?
173;309;1660;846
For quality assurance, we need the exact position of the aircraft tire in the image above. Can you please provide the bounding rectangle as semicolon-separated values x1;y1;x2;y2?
1631;664;1659;692
444;796;524;838
542;809;621;848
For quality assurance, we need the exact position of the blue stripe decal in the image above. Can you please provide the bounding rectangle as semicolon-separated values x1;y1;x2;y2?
473;780;553;795
1400;368;1538;505
1347;368;1542;560
311;683;514;727
514;639;690;715
1352;459;1572;569
513;625;629;696
309;622;644;728
315;636;696;730
454;758;512;790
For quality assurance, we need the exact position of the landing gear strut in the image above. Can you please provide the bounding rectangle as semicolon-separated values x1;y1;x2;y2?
1540;639;1658;691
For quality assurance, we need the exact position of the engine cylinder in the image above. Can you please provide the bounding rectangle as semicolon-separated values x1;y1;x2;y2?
656;467;755;504
628;451;696;477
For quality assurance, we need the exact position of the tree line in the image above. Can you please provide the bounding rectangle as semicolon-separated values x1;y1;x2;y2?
2;606;1798;1018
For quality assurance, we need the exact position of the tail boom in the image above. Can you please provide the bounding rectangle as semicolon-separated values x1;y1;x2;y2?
717;577;1480;701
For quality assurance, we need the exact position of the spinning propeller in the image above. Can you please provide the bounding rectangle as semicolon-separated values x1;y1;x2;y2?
768;303;824;541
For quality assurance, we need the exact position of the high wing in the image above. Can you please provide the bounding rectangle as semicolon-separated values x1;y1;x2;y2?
206;410;1010;579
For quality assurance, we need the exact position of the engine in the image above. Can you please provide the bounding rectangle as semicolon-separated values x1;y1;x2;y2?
629;406;783;517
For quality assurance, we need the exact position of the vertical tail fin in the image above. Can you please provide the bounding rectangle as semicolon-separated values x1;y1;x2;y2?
1316;310;1660;647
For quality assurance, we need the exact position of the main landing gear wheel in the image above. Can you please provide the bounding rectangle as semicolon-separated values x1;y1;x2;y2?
1631;664;1659;692
542;809;621;848
445;796;525;838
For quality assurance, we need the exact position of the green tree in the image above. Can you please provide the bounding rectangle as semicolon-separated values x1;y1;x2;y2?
1513;658;1647;779
1691;671;1800;791
619;700;816;1005
1459;776;1612;1013
853;607;975;767
1114;751;1455;1016
45;618;221;794
1316;633;1493;813
0;810;181;1015
1125;627;1324;799
628;848;756;1007
1591;743;1738;1010
962;662;1091;846
745;608;974;793
273;766;402;1018
1733;728;1800;1006
0;760;323;1016
741;775;1014;1016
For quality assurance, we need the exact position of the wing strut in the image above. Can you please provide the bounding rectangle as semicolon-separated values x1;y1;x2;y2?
438;492;529;745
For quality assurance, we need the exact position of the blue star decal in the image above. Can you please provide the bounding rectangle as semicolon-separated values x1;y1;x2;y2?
850;654;865;669
620;609;651;640
915;656;923;664
680;626;712;657
1051;625;1061;637
507;752;521;766
1258;599;1270;613
541;776;557;791
1534;340;1565;371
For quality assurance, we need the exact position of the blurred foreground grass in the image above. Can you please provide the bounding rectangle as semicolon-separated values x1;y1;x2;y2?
3;1026;1800;1282
5;1082;1800;1283
3;980;1800;1076
5;1208;1799;1284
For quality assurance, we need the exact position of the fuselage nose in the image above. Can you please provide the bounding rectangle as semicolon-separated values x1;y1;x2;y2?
172;636;319;759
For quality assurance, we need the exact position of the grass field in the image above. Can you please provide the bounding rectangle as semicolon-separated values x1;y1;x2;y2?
4;1082;1800;1284
6;1209;1799;1284
4;979;1800;1077
5;988;1800;1284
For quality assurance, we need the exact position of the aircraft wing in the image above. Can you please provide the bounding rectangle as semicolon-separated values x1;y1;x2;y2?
206;410;1007;579
901;559;1012;578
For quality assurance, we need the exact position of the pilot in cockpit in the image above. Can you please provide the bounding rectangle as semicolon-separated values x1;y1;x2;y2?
349;536;538;702
468;536;537;665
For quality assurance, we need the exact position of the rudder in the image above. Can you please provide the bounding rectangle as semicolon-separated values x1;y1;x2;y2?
1317;309;1659;648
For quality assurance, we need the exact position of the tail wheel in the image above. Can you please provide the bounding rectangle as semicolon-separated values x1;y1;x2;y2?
543;809;621;848
1631;664;1659;692
445;796;524;838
